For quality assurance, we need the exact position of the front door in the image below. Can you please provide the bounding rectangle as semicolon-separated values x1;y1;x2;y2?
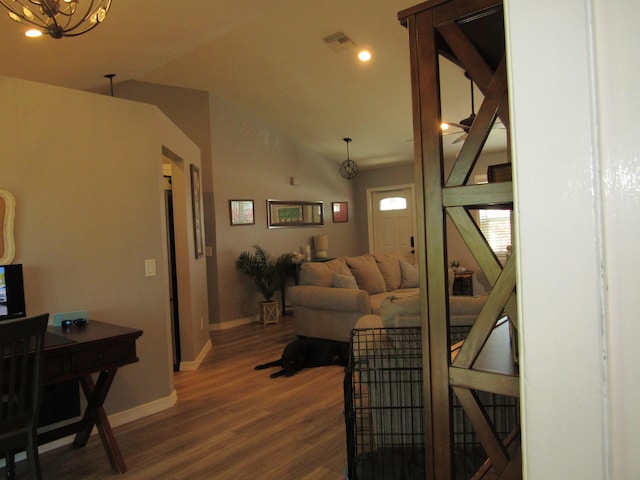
368;185;416;263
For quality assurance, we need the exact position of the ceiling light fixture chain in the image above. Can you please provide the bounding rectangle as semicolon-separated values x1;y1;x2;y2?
460;71;476;129
339;137;358;180
0;0;112;38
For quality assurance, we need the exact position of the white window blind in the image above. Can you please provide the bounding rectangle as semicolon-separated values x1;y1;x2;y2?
474;174;512;263
479;209;512;261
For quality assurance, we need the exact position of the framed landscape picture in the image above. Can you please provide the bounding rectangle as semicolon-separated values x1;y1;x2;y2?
190;164;204;258
267;200;323;228
332;202;348;223
229;200;255;226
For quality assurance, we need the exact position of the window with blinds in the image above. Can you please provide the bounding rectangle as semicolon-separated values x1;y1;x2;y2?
474;174;512;263
478;209;512;263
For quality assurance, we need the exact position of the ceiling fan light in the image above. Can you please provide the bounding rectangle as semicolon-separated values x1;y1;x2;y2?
459;113;475;130
441;123;450;131
25;28;43;37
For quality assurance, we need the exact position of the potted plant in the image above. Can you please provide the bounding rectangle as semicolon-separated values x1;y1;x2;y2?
235;245;295;324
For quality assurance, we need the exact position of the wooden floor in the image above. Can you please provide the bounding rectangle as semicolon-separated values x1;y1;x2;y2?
16;317;348;479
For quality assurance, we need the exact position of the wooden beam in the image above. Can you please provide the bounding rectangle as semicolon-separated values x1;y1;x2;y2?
450;367;519;397
453;386;510;472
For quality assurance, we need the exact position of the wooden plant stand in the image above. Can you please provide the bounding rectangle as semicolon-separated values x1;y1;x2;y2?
261;301;280;325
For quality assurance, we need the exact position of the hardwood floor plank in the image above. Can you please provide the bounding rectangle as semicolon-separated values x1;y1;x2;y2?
9;317;348;479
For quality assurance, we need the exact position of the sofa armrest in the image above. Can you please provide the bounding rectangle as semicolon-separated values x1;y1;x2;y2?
354;314;384;329
289;285;371;314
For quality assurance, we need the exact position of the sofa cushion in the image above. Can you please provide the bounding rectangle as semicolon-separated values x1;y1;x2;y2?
345;254;387;295
373;252;403;291
332;272;359;289
370;288;419;315
299;257;347;287
400;259;420;288
380;295;421;328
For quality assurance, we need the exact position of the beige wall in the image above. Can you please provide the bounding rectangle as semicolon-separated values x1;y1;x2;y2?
115;81;213;362
114;81;363;326
210;94;362;325
0;75;205;415
354;151;509;292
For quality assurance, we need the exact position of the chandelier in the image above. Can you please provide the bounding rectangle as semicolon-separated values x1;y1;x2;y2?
0;0;112;39
339;137;359;180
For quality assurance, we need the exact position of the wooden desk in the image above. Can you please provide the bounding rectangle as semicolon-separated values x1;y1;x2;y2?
41;321;143;474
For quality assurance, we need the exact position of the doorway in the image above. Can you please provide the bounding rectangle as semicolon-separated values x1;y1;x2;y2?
367;184;417;263
163;174;181;371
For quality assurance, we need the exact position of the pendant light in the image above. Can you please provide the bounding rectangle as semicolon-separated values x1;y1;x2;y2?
339;137;359;180
0;0;111;39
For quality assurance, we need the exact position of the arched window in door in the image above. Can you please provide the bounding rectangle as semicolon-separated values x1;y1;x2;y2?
379;196;407;211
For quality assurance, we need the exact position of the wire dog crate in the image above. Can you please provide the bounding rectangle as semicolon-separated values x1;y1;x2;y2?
344;326;519;480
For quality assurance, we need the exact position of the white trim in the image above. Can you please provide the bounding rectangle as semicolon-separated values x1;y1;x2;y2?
209;315;259;331
178;338;212;371
109;389;178;426
0;389;178;469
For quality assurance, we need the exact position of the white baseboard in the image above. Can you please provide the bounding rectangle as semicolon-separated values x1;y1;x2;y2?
1;390;178;468
179;338;212;371
109;389;178;428
209;315;259;331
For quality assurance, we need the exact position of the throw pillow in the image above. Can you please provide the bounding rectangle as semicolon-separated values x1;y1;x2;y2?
373;252;402;291
400;259;420;288
299;262;333;287
332;272;359;289
299;258;347;287
345;254;387;295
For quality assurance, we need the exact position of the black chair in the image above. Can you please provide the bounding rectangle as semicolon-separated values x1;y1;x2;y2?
0;313;49;480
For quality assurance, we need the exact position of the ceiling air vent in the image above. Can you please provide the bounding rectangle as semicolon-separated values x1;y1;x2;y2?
322;31;355;52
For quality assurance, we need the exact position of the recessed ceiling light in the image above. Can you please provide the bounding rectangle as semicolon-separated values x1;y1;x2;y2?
358;50;372;62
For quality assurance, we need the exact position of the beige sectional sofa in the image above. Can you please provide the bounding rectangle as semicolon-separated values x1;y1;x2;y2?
289;252;488;342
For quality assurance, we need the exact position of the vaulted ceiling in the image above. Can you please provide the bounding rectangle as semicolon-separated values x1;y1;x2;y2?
0;0;507;169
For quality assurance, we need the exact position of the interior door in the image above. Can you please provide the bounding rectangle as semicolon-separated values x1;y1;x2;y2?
369;185;416;263
163;176;181;372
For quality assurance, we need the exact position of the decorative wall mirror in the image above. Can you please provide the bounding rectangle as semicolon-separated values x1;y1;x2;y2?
267;200;323;228
0;189;16;265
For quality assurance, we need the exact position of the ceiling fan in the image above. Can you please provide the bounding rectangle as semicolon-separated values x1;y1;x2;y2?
442;72;502;144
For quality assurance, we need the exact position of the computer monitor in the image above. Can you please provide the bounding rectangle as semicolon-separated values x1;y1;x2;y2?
0;264;26;321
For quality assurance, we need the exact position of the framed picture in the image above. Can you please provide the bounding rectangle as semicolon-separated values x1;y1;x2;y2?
229;200;255;226
190;164;204;258
332;202;348;223
267;200;323;228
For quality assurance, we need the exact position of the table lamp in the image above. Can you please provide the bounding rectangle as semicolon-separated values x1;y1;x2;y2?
314;234;329;258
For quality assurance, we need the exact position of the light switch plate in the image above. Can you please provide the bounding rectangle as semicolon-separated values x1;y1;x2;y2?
145;258;157;277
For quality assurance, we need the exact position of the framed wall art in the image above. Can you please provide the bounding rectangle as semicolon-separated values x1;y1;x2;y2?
229;200;255;226
190;164;205;258
267;200;323;228
332;202;348;223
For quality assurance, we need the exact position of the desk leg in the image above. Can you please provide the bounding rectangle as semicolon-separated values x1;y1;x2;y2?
73;370;128;474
